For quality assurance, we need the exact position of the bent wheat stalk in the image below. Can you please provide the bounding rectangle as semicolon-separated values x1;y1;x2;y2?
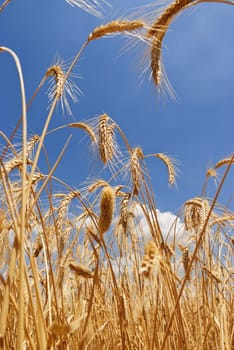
148;0;234;87
0;46;27;350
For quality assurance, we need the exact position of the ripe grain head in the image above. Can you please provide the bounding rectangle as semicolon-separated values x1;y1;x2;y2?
45;57;82;116
98;185;115;236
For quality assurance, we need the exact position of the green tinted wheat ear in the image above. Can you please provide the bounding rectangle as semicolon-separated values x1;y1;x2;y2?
88;20;145;42
98;185;115;236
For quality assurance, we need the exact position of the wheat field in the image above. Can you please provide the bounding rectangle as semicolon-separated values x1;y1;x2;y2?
0;1;233;349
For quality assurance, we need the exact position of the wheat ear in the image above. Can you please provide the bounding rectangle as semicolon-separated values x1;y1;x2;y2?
68;260;94;278
148;0;191;38
182;246;189;276
184;198;210;231
98;114;115;164
68;122;97;143
214;156;234;170
140;241;163;278
98;185;115;236
88;20;145;42
154;153;177;185
46;65;65;99
130;147;144;196
148;0;191;86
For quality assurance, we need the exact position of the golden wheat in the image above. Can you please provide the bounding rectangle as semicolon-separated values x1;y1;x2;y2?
130;147;144;196
88;20;145;42
68;122;97;143
45;58;81;115
154;152;177;185
214;156;234;169
140;240;163;277
98;185;115;236
98;114;115;165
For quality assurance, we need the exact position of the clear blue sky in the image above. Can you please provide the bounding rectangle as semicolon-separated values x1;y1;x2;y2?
0;0;233;214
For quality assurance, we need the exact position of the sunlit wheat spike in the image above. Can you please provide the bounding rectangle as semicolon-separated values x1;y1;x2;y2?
57;190;81;225
210;214;234;227
119;193;132;234
184;197;210;231
56;191;81;250
151;37;162;86
46;65;65;99
33;234;43;257
98;114;115;165
65;0;110;17
25;134;40;156
184;198;202;231
3;157;32;174
213;156;234;170
68;260;94;278
130;147;144;196
148;0;191;38
98;185;115;236
68;122;97;143
140;241;163;278
46;58;81;116
87;179;108;193
206;167;217;179
154;153;177;185
146;0;192;89
180;245;189;276
88;20;145;42
17;134;40;158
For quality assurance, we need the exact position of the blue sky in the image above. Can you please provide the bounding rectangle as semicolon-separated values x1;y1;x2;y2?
0;0;233;214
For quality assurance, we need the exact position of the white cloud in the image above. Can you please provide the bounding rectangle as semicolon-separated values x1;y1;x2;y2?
132;202;186;244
